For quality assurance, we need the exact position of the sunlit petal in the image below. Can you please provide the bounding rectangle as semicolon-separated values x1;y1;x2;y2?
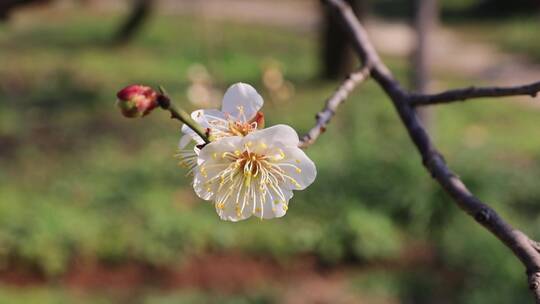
221;83;264;121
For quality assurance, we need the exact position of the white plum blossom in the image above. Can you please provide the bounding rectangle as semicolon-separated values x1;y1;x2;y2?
176;82;317;221
179;82;265;149
192;125;316;221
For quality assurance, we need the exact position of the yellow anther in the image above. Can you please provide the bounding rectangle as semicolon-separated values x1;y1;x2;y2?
212;152;218;159
273;200;281;205
255;207;261;213
234;150;241;156
260;142;267;149
200;166;208;178
247;141;253;146
295;168;302;173
282;204;288;211
295;159;301;164
217;203;225;210
236;205;242;217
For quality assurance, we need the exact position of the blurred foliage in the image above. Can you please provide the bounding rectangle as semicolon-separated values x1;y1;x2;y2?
0;7;540;304
455;17;540;63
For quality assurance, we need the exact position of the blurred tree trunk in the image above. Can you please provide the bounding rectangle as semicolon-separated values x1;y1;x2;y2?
0;0;50;21
321;0;368;80
112;0;153;45
411;0;438;130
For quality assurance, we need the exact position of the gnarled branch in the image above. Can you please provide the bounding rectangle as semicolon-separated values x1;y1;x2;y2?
300;66;370;148
317;0;540;302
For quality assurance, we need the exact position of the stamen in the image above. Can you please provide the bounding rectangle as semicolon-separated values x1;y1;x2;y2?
196;145;299;219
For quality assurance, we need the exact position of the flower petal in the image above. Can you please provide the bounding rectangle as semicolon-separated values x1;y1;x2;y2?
192;136;243;201
198;136;242;161
214;189;253;222
178;134;193;149
181;109;229;146
221;83;263;121
277;145;317;190
181;124;205;146
191;109;228;127
259;188;293;219
243;124;299;151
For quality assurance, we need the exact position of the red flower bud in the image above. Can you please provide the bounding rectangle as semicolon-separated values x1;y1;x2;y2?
116;85;159;118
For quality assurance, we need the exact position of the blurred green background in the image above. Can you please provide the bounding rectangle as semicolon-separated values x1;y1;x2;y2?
1;0;540;303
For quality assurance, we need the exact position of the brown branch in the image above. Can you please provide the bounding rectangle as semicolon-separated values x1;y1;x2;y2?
299;66;370;148
320;0;540;302
410;81;540;106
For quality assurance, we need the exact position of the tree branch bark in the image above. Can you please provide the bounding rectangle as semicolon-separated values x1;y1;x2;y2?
300;66;370;148
319;0;540;301
409;81;540;106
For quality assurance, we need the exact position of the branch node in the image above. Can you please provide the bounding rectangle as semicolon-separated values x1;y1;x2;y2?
474;207;491;224
157;94;170;109
422;151;445;170
529;272;540;291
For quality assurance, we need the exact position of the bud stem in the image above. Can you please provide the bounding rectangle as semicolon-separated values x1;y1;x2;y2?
157;86;210;144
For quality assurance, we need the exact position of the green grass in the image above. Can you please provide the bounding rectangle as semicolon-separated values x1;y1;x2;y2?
0;287;275;304
1;8;540;304
453;16;540;62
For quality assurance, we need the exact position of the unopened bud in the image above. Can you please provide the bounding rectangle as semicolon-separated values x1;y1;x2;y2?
116;85;158;118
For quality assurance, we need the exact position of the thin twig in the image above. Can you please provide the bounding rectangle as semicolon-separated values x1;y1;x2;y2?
410;81;540;106
321;0;540;301
157;86;210;144
299;66;370;148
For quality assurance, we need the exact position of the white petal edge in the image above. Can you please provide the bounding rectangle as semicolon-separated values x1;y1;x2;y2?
243;124;299;150
260;188;293;219
178;134;193;149
180;124;205;146
221;83;263;121
277;144;317;190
